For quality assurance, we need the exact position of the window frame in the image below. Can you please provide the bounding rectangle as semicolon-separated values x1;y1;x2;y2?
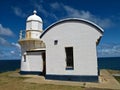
65;47;74;70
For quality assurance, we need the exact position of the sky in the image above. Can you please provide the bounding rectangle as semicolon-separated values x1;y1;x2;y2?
0;0;120;59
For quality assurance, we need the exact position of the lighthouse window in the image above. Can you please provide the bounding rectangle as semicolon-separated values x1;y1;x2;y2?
54;40;58;45
23;52;27;62
23;54;26;62
65;47;74;70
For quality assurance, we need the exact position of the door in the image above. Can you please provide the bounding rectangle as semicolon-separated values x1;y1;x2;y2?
42;51;46;76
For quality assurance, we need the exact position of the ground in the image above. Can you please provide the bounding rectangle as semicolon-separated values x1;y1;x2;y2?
0;69;120;90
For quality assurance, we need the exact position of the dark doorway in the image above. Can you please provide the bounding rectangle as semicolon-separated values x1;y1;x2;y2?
65;47;74;69
42;51;46;76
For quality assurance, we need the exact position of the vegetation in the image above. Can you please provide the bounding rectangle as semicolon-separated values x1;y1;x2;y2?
108;69;120;74
114;77;120;83
0;70;119;90
0;70;83;90
108;69;120;83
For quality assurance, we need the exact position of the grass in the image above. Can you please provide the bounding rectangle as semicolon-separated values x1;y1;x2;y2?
108;69;120;74
108;69;120;84
114;76;120;83
0;70;84;90
0;70;119;90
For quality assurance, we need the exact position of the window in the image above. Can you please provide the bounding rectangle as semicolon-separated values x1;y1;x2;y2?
23;52;27;62
65;47;74;69
54;40;58;45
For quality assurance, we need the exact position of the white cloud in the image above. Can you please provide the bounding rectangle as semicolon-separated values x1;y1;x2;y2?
62;5;112;28
97;44;120;57
0;37;21;59
30;1;114;29
12;7;26;18
0;42;21;59
50;2;113;29
34;3;48;16
0;37;11;46
10;50;15;54
0;49;21;60
50;2;61;9
0;24;15;47
33;2;58;27
32;1;59;19
0;24;14;36
11;42;21;49
0;37;21;50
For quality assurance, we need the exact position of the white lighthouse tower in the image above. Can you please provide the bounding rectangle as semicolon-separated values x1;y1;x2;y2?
19;10;45;74
26;10;42;39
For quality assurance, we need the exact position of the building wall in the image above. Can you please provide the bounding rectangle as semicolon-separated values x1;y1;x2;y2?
41;22;102;77
26;31;41;39
26;21;42;30
20;51;43;74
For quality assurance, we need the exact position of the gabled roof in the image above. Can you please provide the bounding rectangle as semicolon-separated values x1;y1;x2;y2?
40;18;104;38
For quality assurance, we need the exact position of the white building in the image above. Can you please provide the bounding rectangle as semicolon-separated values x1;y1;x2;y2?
19;11;45;75
19;11;103;82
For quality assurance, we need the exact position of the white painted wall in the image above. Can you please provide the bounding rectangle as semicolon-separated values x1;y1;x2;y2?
26;21;42;30
19;11;44;73
41;21;102;76
20;51;43;72
30;31;41;39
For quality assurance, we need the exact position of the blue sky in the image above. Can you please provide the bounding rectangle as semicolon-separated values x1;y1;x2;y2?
0;0;120;59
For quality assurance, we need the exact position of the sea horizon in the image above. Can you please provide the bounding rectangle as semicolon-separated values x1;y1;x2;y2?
0;57;120;73
0;56;120;61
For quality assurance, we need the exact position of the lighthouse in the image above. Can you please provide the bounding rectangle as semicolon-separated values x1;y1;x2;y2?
26;10;43;39
18;10;104;82
19;10;45;74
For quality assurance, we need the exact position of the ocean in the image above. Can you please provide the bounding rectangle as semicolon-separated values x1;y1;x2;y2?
98;57;120;70
0;60;20;73
0;57;120;73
